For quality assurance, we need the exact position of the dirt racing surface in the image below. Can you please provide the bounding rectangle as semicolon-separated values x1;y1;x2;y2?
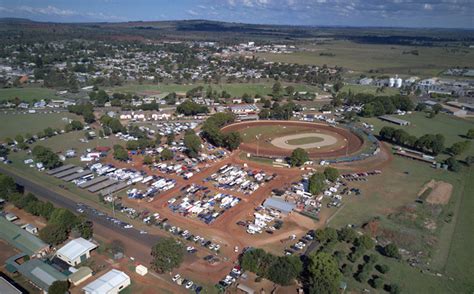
420;180;453;205
222;120;363;159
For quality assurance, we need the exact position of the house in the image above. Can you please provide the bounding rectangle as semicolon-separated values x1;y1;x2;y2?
55;238;97;266
82;269;131;294
135;264;148;276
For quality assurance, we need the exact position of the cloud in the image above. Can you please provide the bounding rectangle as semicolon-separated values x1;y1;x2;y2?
187;9;199;16
17;5;75;16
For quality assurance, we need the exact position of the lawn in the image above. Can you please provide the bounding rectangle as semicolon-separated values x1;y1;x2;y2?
362;112;474;157
0;112;81;140
257;40;474;77
108;82;320;97
0;87;57;101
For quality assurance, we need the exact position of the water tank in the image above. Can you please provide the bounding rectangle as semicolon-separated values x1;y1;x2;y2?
395;78;403;88
389;78;395;87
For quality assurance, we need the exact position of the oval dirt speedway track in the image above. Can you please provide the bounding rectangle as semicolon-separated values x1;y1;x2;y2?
222;120;364;159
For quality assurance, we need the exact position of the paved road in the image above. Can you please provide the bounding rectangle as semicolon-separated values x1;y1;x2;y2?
0;166;159;263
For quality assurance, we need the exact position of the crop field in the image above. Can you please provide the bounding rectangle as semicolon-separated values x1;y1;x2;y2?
0;87;57;101
257;40;474;77
362;112;474;157
108;82;320;97
0;112;81;140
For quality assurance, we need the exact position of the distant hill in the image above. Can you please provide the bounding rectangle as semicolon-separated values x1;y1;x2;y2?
0;18;472;45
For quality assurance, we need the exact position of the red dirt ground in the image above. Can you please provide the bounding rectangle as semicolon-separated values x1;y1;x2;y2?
221;120;363;159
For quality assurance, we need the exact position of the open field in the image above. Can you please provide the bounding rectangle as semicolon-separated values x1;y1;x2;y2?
108;82;320;97
0;87;57;101
223;120;362;158
0;112;81;140
340;84;401;96
257;40;474;77
362;112;474;157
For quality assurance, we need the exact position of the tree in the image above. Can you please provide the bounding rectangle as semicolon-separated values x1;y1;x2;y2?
316;227;338;243
113;145;129;161
49;208;79;231
0;174;17;199
355;235;375;250
39;223;68;245
268;256;302;286
176;100;208;116
432;103;443;114
223;132;242;151
466;129;474;140
150;238;185;273
308;173;326;195
143;155;153;165
388;283;401;294
465;156;474;167
337;227;357;243
184;132;202;158
375;264;390;274
48;280;69;294
372;276;384;289
323;167;339;182
160;148;174;161
75;220;93;239
290;148;309;167
449;141;471;156
383;243;401;259
307;252;342;294
32;145;62;169
445;157;461;172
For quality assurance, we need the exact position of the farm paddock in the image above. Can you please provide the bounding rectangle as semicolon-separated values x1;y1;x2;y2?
222;120;364;159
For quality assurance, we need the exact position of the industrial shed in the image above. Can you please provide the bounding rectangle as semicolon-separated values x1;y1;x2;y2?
378;115;411;126
83;269;130;294
55;238;97;266
0;217;49;255
263;197;296;215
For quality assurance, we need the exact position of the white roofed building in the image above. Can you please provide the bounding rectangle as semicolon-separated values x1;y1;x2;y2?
55;238;97;266
82;269;131;294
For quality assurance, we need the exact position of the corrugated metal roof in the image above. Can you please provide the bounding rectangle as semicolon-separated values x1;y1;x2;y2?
263;197;296;214
0;217;48;255
83;269;130;293
56;238;97;262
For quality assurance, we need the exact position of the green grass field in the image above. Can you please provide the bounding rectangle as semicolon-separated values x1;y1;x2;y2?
0;112;81;140
287;136;324;145
257;40;474;77
362;112;474;157
108;82;320;97
0;87;57;101
340;84;401;96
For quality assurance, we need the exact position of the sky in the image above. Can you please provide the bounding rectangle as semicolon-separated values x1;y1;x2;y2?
0;0;473;29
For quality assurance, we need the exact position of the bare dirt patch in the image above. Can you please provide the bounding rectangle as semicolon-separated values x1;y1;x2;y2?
419;180;453;205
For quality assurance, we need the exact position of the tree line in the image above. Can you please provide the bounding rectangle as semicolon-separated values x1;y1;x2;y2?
0;173;93;246
201;113;242;151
